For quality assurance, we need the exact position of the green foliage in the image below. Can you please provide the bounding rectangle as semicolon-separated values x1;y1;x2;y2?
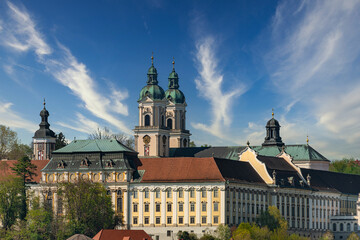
58;179;116;237
7;143;32;160
0;176;23;230
177;231;199;240
347;232;360;240
201;144;212;147
11;156;38;220
55;132;68;150
216;224;232;240
0;125;17;159
199;234;216;240
189;141;196;147
232;207;308;240
320;231;334;240
330;158;360;175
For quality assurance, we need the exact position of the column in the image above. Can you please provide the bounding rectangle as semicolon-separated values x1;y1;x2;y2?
161;189;166;226
124;190;129;228
289;195;292;228
284;195;287;220
139;190;144;226
235;189;239;224
244;191;248;222
254;191;257;218
185;189;189;226
304;196;308;229
150;190;155;226
229;190;233;224
196;189;201;225
240;191;243;222
173;190;178;226
220;188;226;224
325;198;328;230
112;190;116;211
294;196;298;228
53;191;58;214
279;194;283;215
207;189;212;226
299;197;302;229
309;198;313;229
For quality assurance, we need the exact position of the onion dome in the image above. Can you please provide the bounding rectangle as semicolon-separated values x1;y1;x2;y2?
34;99;56;138
165;59;185;104
139;55;165;101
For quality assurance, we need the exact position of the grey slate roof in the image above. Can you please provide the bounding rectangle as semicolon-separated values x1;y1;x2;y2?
169;144;329;162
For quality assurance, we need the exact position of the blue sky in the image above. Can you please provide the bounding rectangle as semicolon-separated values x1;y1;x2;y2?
1;0;360;160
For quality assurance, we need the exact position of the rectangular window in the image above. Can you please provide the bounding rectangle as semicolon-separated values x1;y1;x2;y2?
233;202;236;212
167;231;171;237
156;217;160;224
214;202;218;211
156;190;160;198
179;217;183;224
179;190;183;198
202;216;207;224
190;190;195;198
202;203;207;212
144;217;149;225
190;217;195;224
133;204;138;212
167;190;172;198
202;190;206;198
167;203;172;212
179;203;183;212
145;204;149;212
156;204;160;212
167;217;172;224
213;190;218;198
214;216;219;224
133;191;138;199
133;217;138;224
144;190;149;199
190;203;195;212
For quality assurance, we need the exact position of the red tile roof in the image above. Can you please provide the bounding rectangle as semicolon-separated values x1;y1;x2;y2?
0;160;49;183
138;157;225;183
93;229;152;240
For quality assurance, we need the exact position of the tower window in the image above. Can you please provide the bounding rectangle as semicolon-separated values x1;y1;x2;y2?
162;115;165;127
167;118;173;129
144;115;150;126
183;139;187;148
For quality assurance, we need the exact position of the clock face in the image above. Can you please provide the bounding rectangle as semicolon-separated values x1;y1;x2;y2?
143;135;151;144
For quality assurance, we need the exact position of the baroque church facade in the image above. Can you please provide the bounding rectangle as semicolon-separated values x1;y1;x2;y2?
28;57;360;240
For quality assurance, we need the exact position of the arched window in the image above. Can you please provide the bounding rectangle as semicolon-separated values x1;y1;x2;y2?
144;115;150;126
340;223;344;231
333;223;337;231
47;191;53;209
183;139;187;148
347;223;351;232
167;118;173;129
270;130;274;138
117;190;123;213
355;223;358;231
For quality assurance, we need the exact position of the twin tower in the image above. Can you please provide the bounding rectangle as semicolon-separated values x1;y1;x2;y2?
134;56;191;157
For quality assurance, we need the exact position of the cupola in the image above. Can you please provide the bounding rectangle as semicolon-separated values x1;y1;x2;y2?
262;110;284;147
165;59;185;104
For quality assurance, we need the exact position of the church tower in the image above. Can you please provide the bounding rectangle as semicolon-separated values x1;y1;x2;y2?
165;59;191;148
262;111;284;147
33;99;56;160
134;56;170;157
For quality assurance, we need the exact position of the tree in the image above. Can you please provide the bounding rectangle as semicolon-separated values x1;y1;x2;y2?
330;158;360;175
216;224;232;240
0;176;23;230
177;231;198;240
320;231;334;240
58;179;117;237
199;234;216;240
0;125;17;159
256;207;281;231
347;233;360;240
55;132;68;150
7;142;32;160
11;156;38;220
201;144;212;147
189;141;196;147
88;127;135;149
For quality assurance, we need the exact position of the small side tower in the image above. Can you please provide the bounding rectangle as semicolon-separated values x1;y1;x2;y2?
134;55;170;157
33;99;56;160
165;59;191;148
262;110;284;147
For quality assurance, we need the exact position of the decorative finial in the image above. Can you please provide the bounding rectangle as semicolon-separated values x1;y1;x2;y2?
43;98;46;108
306;135;309;145
151;52;154;65
272;108;274;118
172;57;175;70
246;140;250;147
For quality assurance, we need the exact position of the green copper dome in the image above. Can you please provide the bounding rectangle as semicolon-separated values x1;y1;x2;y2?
165;89;185;104
148;65;157;75
139;84;165;101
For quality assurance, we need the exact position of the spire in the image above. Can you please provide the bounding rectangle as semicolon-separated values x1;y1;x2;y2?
306;135;309;145
147;53;158;85
34;99;55;138
168;58;179;89
272;108;274;118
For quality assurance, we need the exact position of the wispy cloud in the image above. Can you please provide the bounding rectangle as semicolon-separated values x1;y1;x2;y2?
0;2;132;135
0;101;37;132
265;0;360;150
191;37;246;139
56;113;100;134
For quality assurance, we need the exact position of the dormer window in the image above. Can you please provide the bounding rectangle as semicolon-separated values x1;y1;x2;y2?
57;160;66;169
106;159;114;168
81;157;90;167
